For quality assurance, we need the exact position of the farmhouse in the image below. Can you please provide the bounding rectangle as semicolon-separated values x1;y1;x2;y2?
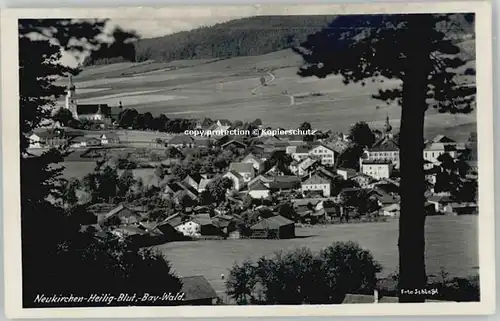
444;203;478;215
360;160;394;180
28;133;42;148
221;140;247;150
183;174;212;193
301;173;331;197
290;157;319;176
69;136;101;148
99;204;142;226
336;167;358;180
427;195;455;213
309;143;335;165
268;176;301;193
229;162;255;182
291;145;312;161
349;173;376;188
99;133;120;145
224;171;244;191
423;142;458;164
242;153;265;172
248;181;271;199
250;215;295;239
380;203;400;217
167;135;195;148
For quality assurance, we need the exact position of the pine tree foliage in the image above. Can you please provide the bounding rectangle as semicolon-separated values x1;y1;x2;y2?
292;13;476;303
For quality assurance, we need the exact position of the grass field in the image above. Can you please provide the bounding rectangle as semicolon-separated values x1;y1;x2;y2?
155;215;479;295
62;47;477;139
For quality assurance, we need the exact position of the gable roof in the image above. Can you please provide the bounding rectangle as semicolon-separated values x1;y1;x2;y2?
427;195;454;203
168;135;195;145
249;181;269;191
250;215;294;230
242;153;264;165
102;204;141;222
221;140;247;149
294;145;312;154
184;173;203;185
217;119;232;126
303;174;330;185
180;276;217;301
76;104;110;116
229;162;254;173
369;137;399;152
198;178;212;191
431;135;456;144
225;170;243;180
310;143;335;153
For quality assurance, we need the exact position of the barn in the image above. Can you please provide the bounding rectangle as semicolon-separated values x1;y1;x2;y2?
250;215;295;239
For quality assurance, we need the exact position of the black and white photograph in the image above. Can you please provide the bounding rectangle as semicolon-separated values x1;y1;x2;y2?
1;2;495;318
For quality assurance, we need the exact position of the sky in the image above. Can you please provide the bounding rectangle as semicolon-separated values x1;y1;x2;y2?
60;14;254;67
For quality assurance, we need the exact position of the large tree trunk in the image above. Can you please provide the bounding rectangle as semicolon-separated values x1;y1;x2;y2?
398;16;433;303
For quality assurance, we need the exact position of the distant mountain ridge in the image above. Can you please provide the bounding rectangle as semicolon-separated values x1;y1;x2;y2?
84;14;474;66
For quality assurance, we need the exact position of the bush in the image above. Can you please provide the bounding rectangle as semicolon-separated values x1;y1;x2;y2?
225;241;381;305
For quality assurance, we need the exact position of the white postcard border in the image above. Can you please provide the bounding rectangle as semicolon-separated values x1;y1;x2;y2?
1;1;495;318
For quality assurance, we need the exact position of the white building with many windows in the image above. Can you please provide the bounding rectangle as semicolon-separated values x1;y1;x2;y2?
360;160;394;180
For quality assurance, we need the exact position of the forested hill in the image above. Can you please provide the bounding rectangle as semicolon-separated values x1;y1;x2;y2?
85;15;337;65
134;15;337;62
84;14;474;66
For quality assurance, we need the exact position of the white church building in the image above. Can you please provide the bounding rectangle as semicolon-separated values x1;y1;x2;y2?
63;76;121;122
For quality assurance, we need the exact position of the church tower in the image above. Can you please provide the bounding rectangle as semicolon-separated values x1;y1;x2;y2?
65;75;78;119
383;114;393;139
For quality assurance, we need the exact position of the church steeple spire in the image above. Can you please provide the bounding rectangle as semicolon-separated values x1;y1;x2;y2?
384;114;392;134
67;75;76;91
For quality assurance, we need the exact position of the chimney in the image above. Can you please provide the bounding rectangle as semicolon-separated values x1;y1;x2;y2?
374;289;379;303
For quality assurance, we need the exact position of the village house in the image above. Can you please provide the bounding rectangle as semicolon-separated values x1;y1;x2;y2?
224;170;245;191
360;160;394;180
208;119;232;134
241;153;265;173
30;129;76;148
268;176;302;193
349;173;376;188
183;174;212;193
444;202;478;215
229;162;255;182
336;167;358;180
248;181;271;199
195;118;214;130
99;204;143;226
69;136;101;148
301;173;331;197
221;139;247;150
250;215;295;239
423;142;458;164
380;203;400;217
27;133;42;148
167;135;196;148
99;132;120;145
309;143;336;165
290;145;312;161
427;195;455;213
164;182;199;204
362;137;400;168
292;198;325;213
369;188;399;208
290;157;320;176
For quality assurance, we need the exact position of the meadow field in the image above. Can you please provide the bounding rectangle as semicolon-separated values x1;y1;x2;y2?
155;215;479;295
61;48;477;139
